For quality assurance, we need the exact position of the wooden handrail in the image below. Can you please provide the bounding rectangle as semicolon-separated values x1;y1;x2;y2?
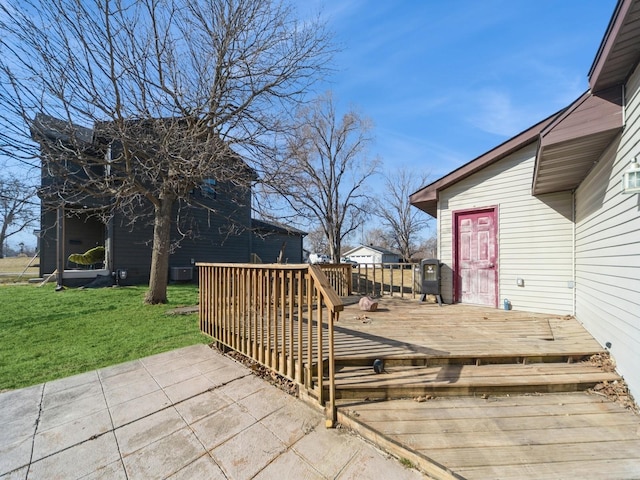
309;264;345;312
197;263;342;425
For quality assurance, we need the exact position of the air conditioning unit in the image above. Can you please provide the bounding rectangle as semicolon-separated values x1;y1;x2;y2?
170;266;193;281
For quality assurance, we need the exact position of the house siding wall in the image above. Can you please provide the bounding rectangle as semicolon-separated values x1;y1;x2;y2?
111;183;252;283
438;144;575;314
111;213;154;283
169;185;252;266
39;180;253;284
251;231;304;264
575;64;640;400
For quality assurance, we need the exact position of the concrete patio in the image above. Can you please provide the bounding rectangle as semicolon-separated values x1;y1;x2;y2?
0;344;423;480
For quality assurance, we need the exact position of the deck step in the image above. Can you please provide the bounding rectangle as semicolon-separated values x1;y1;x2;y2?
335;352;597;368
333;362;620;400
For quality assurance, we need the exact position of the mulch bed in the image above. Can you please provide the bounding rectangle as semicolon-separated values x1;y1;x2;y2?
587;352;638;413
209;343;299;397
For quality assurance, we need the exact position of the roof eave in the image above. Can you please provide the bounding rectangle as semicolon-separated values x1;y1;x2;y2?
532;87;624;195
589;0;640;92
410;111;562;218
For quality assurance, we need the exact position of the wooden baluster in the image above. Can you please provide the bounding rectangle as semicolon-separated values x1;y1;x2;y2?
258;269;265;364
296;269;304;384
306;271;313;390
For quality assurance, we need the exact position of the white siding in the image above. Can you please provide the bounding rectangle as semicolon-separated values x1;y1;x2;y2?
575;64;640;401
438;144;574;314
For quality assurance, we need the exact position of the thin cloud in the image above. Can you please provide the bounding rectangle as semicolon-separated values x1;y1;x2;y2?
374;127;470;178
464;89;526;137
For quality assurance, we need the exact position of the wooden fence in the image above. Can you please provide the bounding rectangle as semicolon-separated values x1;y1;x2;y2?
198;263;343;425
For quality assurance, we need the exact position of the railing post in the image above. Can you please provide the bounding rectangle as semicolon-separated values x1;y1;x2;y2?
325;308;337;427
316;294;323;406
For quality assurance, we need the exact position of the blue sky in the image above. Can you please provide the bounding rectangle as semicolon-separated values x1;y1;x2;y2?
299;0;617;182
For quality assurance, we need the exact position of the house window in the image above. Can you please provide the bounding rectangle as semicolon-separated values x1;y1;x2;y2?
201;179;217;199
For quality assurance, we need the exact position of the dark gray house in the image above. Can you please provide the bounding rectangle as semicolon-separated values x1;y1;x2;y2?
32;114;302;285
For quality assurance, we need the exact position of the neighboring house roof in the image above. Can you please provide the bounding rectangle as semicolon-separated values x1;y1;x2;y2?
411;0;634;217
343;244;398;257
31;113;93;145
251;218;307;236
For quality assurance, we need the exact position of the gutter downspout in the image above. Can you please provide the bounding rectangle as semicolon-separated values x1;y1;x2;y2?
572;191;576;316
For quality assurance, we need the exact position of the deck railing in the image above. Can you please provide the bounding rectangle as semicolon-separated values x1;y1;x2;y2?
197;263;343;425
317;263;353;296
317;262;423;298
348;262;420;298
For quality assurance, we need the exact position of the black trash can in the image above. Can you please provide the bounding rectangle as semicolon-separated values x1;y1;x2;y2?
419;259;442;306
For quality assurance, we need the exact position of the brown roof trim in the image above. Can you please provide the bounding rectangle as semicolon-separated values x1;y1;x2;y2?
589;0;627;81
588;0;639;91
409;111;563;217
532;87;623;195
538;91;591;139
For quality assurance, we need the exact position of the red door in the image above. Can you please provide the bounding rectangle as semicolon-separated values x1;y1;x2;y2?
454;208;497;307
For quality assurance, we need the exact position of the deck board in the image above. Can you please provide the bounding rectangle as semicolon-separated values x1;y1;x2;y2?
334;299;602;360
337;393;640;479
334;363;619;399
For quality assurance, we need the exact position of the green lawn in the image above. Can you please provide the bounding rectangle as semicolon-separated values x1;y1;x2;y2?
0;283;210;390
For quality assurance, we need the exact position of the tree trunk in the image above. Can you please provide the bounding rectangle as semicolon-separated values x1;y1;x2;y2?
329;236;340;263
0;221;8;258
144;197;174;304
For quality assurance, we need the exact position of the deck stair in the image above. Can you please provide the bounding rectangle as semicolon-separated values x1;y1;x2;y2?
323;302;637;479
331;353;621;400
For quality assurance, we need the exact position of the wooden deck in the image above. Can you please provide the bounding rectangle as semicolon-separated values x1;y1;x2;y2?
337;394;640;480
334;297;603;361
329;297;640;479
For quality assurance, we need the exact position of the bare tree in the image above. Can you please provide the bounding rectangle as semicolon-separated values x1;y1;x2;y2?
361;227;393;251
304;226;329;257
0;176;37;258
417;232;437;259
375;168;432;262
263;92;380;262
0;0;332;303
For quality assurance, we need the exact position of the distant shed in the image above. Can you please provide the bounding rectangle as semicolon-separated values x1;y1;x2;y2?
342;244;400;265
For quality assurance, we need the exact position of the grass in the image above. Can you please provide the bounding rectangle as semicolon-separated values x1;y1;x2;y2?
0;282;210;390
398;457;416;469
0;255;40;283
